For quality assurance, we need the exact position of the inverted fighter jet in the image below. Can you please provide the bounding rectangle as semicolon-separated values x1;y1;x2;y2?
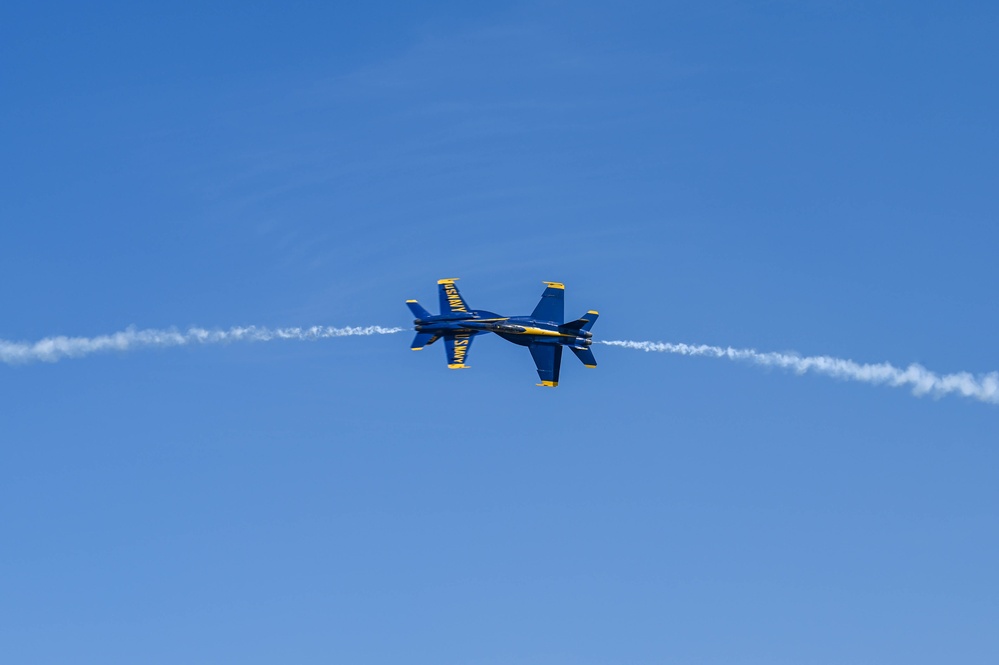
406;279;598;387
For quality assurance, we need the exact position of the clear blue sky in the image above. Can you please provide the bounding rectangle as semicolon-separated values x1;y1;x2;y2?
2;2;998;663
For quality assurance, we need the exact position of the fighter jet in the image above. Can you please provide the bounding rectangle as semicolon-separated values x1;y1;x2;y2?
406;279;598;387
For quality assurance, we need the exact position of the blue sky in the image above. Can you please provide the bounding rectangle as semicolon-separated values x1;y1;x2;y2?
2;2;998;663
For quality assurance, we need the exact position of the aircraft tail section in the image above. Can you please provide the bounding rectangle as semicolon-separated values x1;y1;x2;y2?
411;332;439;351
570;346;597;368
406;300;433;319
438;278;470;314
561;310;599;333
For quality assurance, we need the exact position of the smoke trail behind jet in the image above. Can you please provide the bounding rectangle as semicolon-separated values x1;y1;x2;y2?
0;325;403;365
600;339;999;405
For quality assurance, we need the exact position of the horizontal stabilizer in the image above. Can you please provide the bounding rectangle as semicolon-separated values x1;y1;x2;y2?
411;332;439;350
562;310;599;333
406;300;433;319
570;346;597;368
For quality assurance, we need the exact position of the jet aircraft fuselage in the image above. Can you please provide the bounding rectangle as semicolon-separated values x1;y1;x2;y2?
406;279;598;387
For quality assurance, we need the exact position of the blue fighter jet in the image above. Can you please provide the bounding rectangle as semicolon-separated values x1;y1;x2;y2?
406;279;598;387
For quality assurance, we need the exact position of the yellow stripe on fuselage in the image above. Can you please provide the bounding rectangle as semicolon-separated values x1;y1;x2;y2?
517;326;571;337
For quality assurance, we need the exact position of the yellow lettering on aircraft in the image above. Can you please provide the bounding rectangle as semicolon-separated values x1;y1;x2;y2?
444;282;466;312
452;333;471;363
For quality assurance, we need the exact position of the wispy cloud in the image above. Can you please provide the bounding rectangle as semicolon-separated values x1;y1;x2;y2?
0;325;402;365
601;339;999;405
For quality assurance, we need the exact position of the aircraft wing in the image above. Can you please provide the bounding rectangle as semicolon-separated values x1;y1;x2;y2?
444;332;474;369
529;343;562;387
530;281;565;324
438;278;470;314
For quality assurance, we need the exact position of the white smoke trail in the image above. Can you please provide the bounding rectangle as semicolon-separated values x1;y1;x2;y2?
0;325;403;365
600;339;999;405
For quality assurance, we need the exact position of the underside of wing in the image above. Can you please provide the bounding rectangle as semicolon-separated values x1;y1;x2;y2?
529;343;562;387
438;278;470;314
444;332;474;368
